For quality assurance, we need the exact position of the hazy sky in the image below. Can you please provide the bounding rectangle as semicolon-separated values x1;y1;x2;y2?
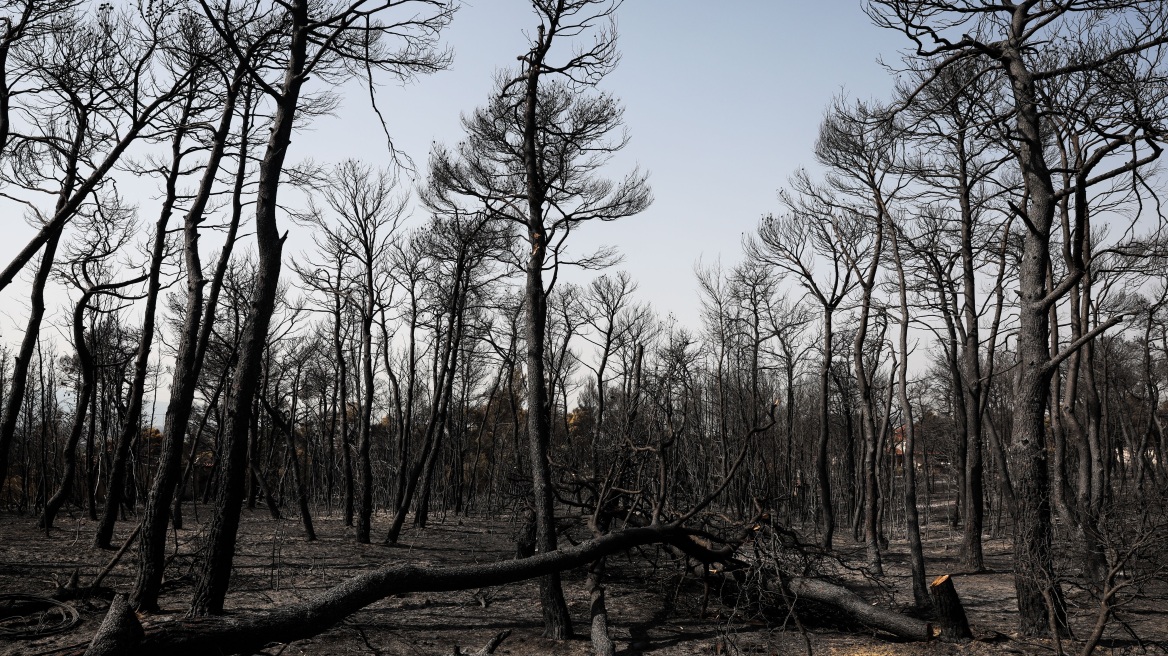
0;0;910;344
295;0;910;326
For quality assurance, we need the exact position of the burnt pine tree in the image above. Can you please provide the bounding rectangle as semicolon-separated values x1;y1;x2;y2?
814;98;902;574
427;0;651;637
40;206;143;530
0;4;199;297
0;5;191;498
895;58;1012;573
94;50;204;550
869;0;1168;636
748;176;858;551
294;160;403;545
129;23;259;610
187;0;453;616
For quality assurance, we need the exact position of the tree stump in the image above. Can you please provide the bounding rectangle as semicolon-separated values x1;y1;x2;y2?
83;594;144;656
930;574;973;642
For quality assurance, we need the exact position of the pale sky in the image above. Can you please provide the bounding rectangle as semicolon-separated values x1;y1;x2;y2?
297;0;910;326
0;0;910;348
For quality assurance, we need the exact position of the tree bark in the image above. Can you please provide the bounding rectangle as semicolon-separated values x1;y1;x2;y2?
131;73;247;611
929;574;972;642
187;0;308;614
355;295;375;543
0;220;63;497
83;594;144;656
520;22;572;639
1002;44;1069;638
817;308;835;550
890;225;930;608
332;275;354;527
96;87;193;550
957;133;986;573
788;576;930;640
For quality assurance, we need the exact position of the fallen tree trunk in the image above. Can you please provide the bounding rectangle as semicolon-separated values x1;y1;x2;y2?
787;576;932;641
81;526;693;656
79;524;933;655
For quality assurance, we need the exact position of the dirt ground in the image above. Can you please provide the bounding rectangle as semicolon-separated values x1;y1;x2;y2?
1;508;1165;656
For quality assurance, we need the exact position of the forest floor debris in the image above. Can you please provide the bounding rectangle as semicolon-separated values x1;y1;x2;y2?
1;510;1165;655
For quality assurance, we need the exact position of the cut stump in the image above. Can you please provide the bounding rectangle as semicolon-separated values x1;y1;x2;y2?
930;574;973;642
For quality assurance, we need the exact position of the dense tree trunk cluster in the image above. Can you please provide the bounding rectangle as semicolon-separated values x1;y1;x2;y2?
0;0;1166;654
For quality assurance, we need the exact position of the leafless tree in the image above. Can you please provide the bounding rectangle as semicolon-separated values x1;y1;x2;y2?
748;177;859;551
868;0;1168;635
294;160;403;544
188;0;454;617
40;199;142;530
130;35;261;612
0;3;192;502
815;97;909;574
425;0;650;638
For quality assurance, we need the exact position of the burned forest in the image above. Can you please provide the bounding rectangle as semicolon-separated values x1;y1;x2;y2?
1;1;1168;655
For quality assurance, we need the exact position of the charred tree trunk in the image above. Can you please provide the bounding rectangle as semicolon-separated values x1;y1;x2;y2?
131;75;248;611
187;1;308;614
586;514;614;656
521;107;573;643
890;226;930;608
817;308;835;550
355;301;375;543
787;576;930;640
929;574;973;642
0;220;63;501
95;109;188;549
332;278;354;527
1003;46;1069;638
42;287;104;529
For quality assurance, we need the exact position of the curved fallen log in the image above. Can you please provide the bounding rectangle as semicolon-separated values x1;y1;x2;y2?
788;577;931;640
79;524;934;655
81;526;691;656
